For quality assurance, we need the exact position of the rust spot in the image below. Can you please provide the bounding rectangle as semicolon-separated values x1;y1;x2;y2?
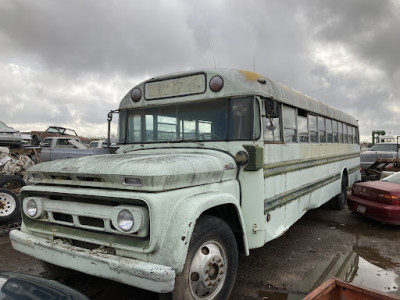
181;236;185;241
238;70;264;81
188;222;192;227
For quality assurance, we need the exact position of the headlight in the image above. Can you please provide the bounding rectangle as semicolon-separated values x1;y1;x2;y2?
117;209;134;232
23;197;45;219
26;199;38;217
111;206;149;236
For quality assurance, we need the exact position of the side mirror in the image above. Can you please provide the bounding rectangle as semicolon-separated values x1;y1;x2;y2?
264;99;279;118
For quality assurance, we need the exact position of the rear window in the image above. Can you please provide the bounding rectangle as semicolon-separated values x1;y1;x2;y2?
370;144;398;152
381;172;400;184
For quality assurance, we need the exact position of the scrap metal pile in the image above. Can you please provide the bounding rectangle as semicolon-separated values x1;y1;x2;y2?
0;148;35;181
363;158;400;181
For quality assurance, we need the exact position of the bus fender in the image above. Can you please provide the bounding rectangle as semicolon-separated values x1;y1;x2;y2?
159;191;248;274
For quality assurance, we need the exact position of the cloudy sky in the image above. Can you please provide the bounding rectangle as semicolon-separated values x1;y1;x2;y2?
1;0;399;142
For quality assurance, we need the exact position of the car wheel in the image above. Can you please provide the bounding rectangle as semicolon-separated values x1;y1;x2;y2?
0;175;26;194
0;188;20;222
330;175;348;210
173;215;238;300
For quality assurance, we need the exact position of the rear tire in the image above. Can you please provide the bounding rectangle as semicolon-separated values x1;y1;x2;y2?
330;175;348;210
0;188;20;222
173;215;238;300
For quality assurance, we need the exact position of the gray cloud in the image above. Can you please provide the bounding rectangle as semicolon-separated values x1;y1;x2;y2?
0;0;399;141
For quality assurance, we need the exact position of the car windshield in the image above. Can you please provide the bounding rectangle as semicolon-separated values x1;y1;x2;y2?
118;97;259;144
370;144;398;151
46;127;64;133
0;121;9;130
381;172;400;184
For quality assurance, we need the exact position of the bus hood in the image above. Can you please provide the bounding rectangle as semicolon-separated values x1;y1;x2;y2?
28;149;237;191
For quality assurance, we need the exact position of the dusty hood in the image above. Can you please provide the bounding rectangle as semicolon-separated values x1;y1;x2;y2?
28;149;237;191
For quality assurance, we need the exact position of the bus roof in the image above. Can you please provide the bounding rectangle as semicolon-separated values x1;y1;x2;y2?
119;68;358;126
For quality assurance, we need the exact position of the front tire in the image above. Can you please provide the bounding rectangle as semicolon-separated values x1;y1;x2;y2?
0;188;20;222
173;215;238;300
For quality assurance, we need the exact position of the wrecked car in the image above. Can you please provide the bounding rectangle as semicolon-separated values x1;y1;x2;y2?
30;126;90;145
38;137;110;162
0;121;22;147
348;171;400;225
360;142;399;181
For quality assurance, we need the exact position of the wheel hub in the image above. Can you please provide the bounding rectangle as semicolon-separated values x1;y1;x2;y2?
0;193;16;216
189;242;226;298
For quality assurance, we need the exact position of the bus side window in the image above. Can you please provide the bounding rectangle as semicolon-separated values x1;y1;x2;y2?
283;105;297;143
309;115;318;143
297;109;308;143
263;99;282;142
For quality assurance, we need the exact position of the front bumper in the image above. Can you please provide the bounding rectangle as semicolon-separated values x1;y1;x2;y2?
9;230;175;293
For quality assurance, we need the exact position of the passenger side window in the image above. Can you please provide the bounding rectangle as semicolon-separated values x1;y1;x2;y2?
318;116;326;143
343;123;348;143
338;122;343;143
326;119;333;143
332;120;338;143
309;115;318;143
297;109;308;143
41;139;52;147
263;100;282;142
283;106;297;143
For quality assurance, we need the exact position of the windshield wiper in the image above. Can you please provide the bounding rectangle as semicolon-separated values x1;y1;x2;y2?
169;139;204;146
122;145;137;153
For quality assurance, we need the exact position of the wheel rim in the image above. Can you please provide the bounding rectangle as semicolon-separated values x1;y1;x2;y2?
0;192;16;217
189;241;227;299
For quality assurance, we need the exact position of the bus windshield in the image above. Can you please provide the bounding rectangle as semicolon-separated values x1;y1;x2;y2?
118;97;259;144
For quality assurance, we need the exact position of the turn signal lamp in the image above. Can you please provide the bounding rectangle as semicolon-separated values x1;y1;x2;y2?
377;193;400;205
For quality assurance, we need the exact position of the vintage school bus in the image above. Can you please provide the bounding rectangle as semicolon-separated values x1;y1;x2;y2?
10;69;360;299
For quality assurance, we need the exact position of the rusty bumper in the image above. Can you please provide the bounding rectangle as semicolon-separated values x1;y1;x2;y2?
9;230;175;293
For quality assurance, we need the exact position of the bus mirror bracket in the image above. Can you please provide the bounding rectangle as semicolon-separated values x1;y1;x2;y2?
264;99;279;119
107;109;119;152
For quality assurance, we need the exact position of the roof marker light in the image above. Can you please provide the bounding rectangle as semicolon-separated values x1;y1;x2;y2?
130;88;142;102
209;76;224;92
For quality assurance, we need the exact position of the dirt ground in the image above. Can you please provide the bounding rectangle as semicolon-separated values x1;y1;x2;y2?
1;205;399;299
